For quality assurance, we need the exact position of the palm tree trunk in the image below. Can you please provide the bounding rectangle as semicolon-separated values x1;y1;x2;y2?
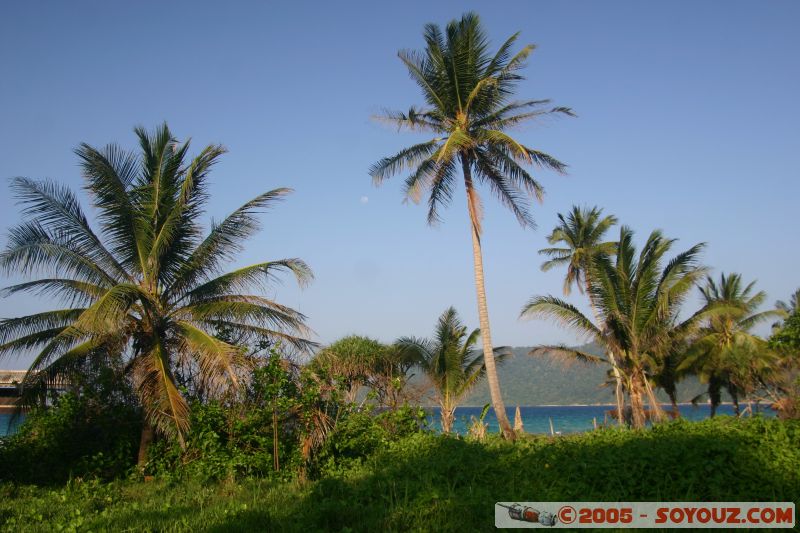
709;377;722;417
729;386;740;417
608;366;625;420
137;420;155;468
441;404;455;433
462;159;514;440
584;277;626;425
610;359;626;425
629;372;647;429
642;372;665;422
669;390;679;416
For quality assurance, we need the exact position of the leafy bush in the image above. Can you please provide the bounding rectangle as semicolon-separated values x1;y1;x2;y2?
145;352;319;481
0;393;140;485
1;417;797;532
304;416;800;531
314;405;427;476
144;400;301;481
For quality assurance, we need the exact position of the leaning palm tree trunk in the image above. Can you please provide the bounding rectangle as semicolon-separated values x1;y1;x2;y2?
611;363;625;423
470;231;514;439
584;277;626;425
642;373;666;422
629;373;648;429
464;165;514;440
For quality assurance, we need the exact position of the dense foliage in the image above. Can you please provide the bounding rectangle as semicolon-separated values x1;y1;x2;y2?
0;11;798;533
0;395;139;485
0;417;797;532
523;225;711;427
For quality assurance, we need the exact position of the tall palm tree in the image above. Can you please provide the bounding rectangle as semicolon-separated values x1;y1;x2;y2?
538;206;625;420
396;307;510;433
0;124;314;463
680;273;784;416
370;12;572;439
522;226;709;428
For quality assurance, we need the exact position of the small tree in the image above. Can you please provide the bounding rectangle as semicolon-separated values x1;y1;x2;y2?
397;307;510;433
680;273;784;416
311;335;386;405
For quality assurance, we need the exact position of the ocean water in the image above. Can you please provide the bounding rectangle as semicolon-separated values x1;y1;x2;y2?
0;412;24;437
0;405;775;439
431;404;775;435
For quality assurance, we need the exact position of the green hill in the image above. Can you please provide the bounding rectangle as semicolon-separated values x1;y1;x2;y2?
461;345;709;406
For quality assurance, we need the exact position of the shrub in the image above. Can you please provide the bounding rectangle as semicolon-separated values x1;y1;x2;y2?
314;405;427;476
0;393;140;485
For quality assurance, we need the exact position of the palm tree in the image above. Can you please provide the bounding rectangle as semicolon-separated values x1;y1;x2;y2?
773;288;800;331
522;226;709;428
396;307;510;433
650;336;689;414
0;124;314;464
538;206;625;420
370;12;573;439
776;289;800;316
539;206;618;296
680;273;784;416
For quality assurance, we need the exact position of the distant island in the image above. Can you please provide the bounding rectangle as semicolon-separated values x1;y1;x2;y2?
459;345;709;407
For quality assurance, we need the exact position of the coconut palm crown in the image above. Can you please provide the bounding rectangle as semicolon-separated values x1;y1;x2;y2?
370;11;572;439
539;205;618;296
0;124;314;445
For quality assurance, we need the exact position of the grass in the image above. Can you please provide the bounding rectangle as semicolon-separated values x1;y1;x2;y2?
1;416;798;532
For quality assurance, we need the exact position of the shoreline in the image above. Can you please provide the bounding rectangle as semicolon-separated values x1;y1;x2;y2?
455;402;747;408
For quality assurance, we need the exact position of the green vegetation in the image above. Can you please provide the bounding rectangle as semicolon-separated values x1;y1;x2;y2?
370;12;573;439
0;125;313;464
0;10;798;533
523;225;711;427
538;206;625;415
522;207;799;428
681;273;785;416
397;307;510;432
1;417;798;532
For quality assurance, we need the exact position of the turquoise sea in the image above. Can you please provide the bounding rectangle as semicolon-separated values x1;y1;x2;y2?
0;412;24;437
431;404;774;435
1;404;775;439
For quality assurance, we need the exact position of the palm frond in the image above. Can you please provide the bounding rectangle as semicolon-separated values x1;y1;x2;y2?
0;309;86;346
520;295;600;339
185;259;313;303
169;188;292;297
134;337;190;444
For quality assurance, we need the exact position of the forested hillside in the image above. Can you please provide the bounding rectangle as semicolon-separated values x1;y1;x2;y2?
461;345;709;406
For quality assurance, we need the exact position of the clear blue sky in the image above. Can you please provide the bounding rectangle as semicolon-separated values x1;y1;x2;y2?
1;1;798;367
